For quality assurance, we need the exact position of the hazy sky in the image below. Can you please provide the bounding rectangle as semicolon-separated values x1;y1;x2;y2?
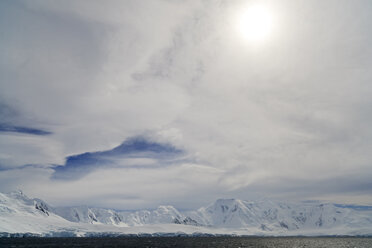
1;0;372;210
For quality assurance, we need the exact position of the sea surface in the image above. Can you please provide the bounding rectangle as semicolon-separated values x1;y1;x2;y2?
0;237;371;248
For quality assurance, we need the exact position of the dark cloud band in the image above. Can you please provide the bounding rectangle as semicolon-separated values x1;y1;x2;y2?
0;124;52;136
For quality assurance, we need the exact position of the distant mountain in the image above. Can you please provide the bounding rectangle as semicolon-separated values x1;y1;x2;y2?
1;191;371;237
187;198;372;231
53;205;195;227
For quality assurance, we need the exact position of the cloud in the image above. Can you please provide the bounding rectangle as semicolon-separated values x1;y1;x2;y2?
0;0;372;208
52;136;184;180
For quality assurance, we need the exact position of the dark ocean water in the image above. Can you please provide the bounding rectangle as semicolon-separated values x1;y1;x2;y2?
0;237;371;248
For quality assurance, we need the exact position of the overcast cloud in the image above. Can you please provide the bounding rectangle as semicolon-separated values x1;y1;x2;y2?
0;0;372;210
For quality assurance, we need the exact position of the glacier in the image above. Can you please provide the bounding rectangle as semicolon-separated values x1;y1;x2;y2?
1;191;371;237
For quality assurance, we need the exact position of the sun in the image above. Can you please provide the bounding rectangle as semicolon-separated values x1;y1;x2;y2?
236;4;273;43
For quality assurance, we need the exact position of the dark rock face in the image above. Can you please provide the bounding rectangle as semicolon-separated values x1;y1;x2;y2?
88;213;97;223
35;202;49;216
279;221;289;229
173;218;182;224
173;217;200;226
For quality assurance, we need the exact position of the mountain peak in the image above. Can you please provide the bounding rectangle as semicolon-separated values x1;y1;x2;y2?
7;190;30;202
8;189;25;196
157;205;178;211
211;199;246;210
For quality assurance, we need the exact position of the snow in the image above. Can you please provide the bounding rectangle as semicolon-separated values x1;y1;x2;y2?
0;191;371;237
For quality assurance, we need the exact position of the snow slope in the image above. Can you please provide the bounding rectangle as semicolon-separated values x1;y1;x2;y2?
1;191;371;237
0;191;75;234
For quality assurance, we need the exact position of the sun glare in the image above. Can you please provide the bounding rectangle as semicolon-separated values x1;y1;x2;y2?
237;4;273;43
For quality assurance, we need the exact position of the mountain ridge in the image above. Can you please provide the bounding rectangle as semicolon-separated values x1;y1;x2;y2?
1;191;371;237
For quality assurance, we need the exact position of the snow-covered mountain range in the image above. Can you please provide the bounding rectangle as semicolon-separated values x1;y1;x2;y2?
1;191;371;237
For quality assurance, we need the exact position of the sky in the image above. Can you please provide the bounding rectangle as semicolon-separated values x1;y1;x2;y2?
0;0;372;210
